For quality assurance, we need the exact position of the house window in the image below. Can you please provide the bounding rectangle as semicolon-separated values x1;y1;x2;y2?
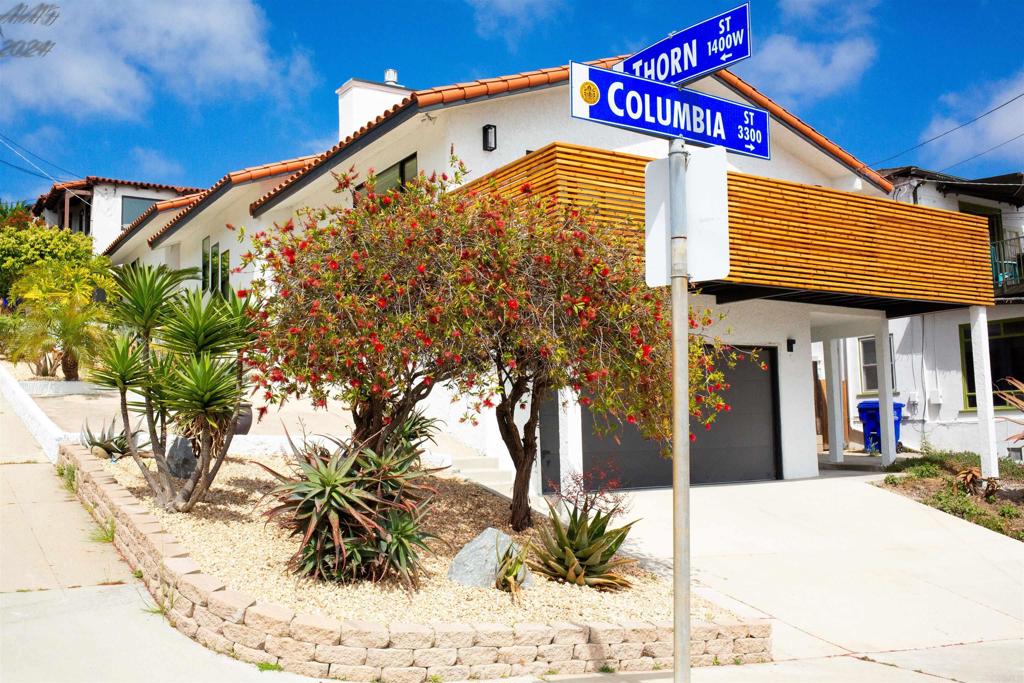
219;249;230;298
859;335;896;393
202;237;210;291
201;238;229;296
959;317;1024;408
121;196;158;227
356;154;417;195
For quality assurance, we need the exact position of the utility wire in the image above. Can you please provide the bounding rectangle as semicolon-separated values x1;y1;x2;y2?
0;135;92;207
940;131;1024;172
0;131;81;179
0;157;51;180
867;90;1024;168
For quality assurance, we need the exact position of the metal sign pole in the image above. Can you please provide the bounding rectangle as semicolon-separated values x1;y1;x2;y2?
669;137;691;683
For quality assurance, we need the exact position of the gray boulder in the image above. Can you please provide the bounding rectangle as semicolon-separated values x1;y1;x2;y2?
447;527;533;589
167;437;197;479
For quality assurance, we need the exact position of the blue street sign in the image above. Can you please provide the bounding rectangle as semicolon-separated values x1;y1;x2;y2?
570;62;770;159
619;3;751;86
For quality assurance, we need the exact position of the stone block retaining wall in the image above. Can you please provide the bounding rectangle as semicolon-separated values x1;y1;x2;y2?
60;444;771;679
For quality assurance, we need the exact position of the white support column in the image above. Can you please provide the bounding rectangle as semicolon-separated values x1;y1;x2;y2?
970;305;999;478
823;338;845;463
556;387;584;485
874;317;897;467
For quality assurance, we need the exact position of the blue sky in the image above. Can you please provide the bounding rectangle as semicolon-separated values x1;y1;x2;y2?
1;0;1022;204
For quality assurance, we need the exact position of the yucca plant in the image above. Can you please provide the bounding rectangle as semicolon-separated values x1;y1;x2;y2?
93;264;252;512
259;414;440;590
530;501;636;591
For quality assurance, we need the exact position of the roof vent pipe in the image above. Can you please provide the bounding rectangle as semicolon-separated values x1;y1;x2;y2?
384;68;399;85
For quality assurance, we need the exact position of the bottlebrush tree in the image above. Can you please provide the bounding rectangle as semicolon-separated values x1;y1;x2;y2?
242;162;482;452
447;183;744;530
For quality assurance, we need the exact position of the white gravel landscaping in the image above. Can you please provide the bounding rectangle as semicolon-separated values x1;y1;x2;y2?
99;451;729;626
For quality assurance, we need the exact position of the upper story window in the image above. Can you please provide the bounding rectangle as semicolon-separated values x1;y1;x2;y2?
201;236;231;298
121;196;158;227
356;154;417;195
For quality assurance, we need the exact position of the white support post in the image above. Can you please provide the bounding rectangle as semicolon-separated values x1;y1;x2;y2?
556;387;584;484
875;318;897;467
823;338;844;463
970;306;999;478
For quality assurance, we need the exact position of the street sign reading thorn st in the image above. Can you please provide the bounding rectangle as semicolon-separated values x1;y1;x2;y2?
619;3;751;86
570;62;771;159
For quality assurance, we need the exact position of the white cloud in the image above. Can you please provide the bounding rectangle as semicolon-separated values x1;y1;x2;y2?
918;69;1024;174
777;0;878;31
464;0;562;51
129;147;185;180
738;34;877;107
0;0;317;122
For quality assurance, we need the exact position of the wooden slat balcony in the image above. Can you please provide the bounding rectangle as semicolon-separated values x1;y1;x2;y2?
462;143;994;315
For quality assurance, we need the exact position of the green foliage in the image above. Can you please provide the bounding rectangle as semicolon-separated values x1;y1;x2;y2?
928;488;982;519
0;212;95;298
530;500;635;591
969;514;1007;534
495;540;529;604
259;414;439;590
90;518;116;543
80;418;147;458
997;503;1021;520
0;313;21;354
882;474;904;487
905;463;940;479
55;462;77;493
163;354;241;432
598;664;616;673
256;662;283;672
133;569;144;579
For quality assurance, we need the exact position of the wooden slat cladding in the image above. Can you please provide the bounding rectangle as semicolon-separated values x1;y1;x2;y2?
462;142;994;306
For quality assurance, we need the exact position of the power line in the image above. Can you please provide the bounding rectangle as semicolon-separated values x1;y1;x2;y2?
940;131;1024;172
0;157;51;180
867;90;1024;168
0;131;81;180
0;136;92;207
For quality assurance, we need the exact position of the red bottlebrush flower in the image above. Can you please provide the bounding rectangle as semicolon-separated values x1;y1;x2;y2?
579;396;591;407
328;259;339;271
690;433;697;442
520;182;532;194
236;289;248;298
417;263;426;274
376;297;387;309
627;415;637;424
381;195;392;206
723;404;732;412
257;405;268;420
287;326;301;334
507;298;519;311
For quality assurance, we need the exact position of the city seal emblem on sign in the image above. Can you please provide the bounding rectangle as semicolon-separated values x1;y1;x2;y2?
579;80;600;105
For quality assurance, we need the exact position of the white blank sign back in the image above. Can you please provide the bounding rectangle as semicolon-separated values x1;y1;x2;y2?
645;145;730;287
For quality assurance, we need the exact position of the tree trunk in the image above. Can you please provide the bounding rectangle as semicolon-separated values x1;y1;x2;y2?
494;374;547;532
509;454;534;531
61;350;79;381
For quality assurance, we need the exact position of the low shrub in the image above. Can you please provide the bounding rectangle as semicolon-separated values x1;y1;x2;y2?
968;513;1007;535
928;488;982;519
905;463;940;479
530;494;636;591
997;503;1021;520
260;414;440;590
882;474;904;487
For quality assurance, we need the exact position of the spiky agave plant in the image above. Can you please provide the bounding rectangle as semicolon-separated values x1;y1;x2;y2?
80;418;147;459
530;501;636;591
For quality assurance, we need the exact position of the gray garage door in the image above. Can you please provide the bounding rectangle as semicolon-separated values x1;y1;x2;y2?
541;346;780;489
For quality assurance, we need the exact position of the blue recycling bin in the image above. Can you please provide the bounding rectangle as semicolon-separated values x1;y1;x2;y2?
857;400;904;452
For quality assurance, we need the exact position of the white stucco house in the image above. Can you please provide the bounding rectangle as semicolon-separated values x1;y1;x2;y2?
815;166;1023;461
32;177;203;257
92;58;1000;494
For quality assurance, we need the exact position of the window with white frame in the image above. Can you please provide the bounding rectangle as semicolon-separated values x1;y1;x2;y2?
201;237;231;298
859;335;896;393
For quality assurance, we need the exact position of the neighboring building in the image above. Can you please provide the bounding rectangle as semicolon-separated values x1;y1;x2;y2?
98;60;997;493
827;166;1023;460
32;177;203;256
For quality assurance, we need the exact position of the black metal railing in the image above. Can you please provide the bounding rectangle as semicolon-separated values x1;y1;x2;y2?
992;235;1024;296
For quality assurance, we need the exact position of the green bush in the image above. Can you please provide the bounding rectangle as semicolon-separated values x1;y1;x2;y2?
260;414;440;590
882;474;904;486
968;514;1007;535
928;488;981;519
997;504;1021;520
0;212;95;299
530;497;636;591
906;463;940;479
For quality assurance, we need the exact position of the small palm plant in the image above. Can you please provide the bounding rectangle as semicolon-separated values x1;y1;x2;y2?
92;264;254;512
530;499;636;591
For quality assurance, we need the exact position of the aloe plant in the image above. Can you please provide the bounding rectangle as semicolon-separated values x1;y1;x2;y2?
79;418;147;460
530;501;635;591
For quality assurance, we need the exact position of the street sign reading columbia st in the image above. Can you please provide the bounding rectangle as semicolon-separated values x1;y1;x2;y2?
570;62;771;159
619;3;751;86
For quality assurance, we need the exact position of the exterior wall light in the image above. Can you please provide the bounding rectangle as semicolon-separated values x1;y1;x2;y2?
787;338;796;353
482;124;497;152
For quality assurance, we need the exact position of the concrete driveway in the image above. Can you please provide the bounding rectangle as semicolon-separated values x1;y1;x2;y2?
621;473;1024;680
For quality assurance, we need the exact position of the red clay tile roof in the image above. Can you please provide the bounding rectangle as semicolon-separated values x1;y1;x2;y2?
249;57;891;215
32;177;204;214
102;193;203;256
145;155;317;249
